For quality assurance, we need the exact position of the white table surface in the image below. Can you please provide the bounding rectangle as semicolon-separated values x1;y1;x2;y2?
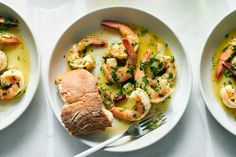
1;0;236;157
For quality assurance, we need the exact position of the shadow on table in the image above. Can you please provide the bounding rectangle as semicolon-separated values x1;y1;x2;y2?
0;78;47;156
206;107;236;157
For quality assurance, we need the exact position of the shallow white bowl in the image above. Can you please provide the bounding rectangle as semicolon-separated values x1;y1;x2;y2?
0;2;40;130
200;10;236;135
46;7;192;152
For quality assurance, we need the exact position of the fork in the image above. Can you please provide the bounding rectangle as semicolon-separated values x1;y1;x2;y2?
74;109;166;157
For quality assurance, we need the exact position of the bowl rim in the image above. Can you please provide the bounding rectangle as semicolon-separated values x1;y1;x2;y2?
45;6;193;152
0;2;41;130
199;9;236;136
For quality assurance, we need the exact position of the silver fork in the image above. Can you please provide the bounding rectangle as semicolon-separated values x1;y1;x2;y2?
74;109;166;157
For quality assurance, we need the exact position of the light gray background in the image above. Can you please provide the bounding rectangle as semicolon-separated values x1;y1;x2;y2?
0;0;236;157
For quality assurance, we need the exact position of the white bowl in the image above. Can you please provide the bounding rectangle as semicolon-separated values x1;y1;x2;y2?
0;2;40;130
200;10;236;135
46;7;192;152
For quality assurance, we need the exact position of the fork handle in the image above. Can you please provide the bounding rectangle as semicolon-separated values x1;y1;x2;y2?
74;133;125;157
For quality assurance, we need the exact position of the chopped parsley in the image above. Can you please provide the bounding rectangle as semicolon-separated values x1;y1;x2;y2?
169;73;174;79
131;42;138;48
147;120;162;130
140;60;148;70
111;67;119;82
224;69;233;78
127;65;135;77
138;27;148;36
107;97;112;106
117;59;126;67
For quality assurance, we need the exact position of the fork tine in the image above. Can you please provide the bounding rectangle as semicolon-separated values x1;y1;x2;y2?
140;112;163;127
142;116;167;131
140;111;164;127
141;118;167;136
139;109;162;124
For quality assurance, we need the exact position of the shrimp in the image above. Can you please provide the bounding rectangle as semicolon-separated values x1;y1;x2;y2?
156;53;176;85
145;78;173;103
0;31;20;44
216;47;234;80
101;20;139;59
103;38;137;83
0;69;25;100
0;50;7;71
107;42;127;59
220;85;236;108
110;88;151;121
223;61;236;76
136;44;176;84
136;72;173;103
215;37;236;80
135;49;175;103
66;36;107;70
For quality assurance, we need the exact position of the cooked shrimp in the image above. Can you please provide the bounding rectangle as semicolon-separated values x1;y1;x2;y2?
146;78;173;103
103;38;137;83
108;42;127;59
223;61;236;76
216;47;234;80
0;69;25;100
110;88;151;121
215;37;236;80
135;49;175;103
220;85;236;108
156;53;176;85
136;44;176;84
0;31;20;44
136;74;173;103
0;50;7;71
101;20;139;59
66;36;107;70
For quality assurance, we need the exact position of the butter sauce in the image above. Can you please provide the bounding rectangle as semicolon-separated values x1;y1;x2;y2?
0;28;30;111
212;30;236;118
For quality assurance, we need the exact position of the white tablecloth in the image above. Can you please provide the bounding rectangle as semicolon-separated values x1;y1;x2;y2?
1;0;236;157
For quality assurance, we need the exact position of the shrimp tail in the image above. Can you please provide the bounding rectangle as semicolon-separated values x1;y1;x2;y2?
80;36;108;47
215;48;234;80
216;63;225;80
122;38;136;66
101;20;121;29
134;50;151;80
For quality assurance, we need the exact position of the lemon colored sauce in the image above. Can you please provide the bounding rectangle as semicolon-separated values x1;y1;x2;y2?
212;30;236;118
65;23;175;137
0;28;31;111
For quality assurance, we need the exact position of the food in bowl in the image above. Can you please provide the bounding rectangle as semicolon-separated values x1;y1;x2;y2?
55;20;177;135
212;31;236;114
0;16;30;109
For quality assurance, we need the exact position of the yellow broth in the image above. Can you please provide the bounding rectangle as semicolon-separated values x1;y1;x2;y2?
212;30;236;118
0;28;31;111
